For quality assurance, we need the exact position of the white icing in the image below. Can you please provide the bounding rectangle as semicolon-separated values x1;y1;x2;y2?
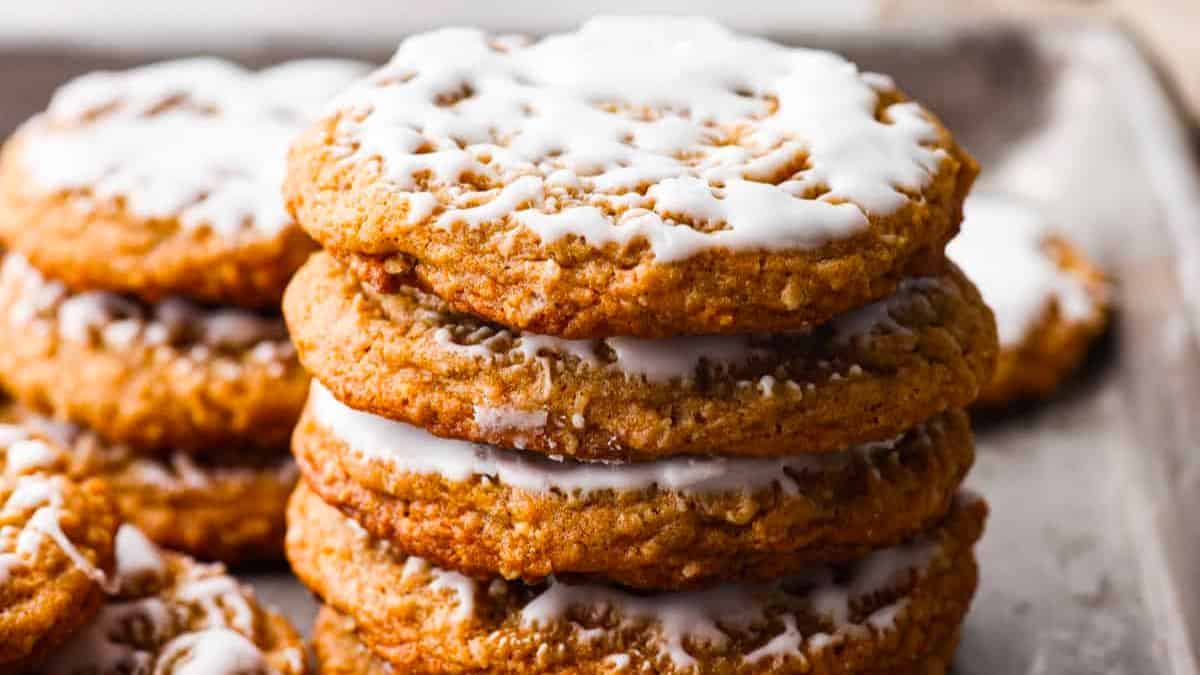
948;195;1101;346
22;57;371;239
472;405;548;433
42;597;174;674
5;438;62;476
177;573;256;635
2;254;291;357
113;524;166;586
417;274;944;384
157;628;274;675
44;544;277;674
0;475;110;590
513;529;936;667
311;382;906;496
332;17;946;261
428;567;478;626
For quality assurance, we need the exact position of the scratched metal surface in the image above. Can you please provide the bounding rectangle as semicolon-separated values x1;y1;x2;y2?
2;19;1198;674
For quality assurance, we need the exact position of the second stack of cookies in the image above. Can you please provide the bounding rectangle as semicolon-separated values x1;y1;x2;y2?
283;18;998;674
0;58;369;562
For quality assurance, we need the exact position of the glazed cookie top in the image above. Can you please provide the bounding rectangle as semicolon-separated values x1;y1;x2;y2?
0;431;119;667
41;524;308;674
0;405;298;495
289;16;976;337
948;195;1106;348
0;58;370;306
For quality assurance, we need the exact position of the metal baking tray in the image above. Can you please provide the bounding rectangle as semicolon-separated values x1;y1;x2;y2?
2;18;1198;674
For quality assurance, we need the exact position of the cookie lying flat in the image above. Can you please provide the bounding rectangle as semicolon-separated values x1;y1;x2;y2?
948;195;1108;407
288;484;985;675
0;58;370;309
286;252;996;460
0;448;118;671
35;524;308;674
0;254;306;452
286;17;977;338
0;410;295;563
296;383;973;588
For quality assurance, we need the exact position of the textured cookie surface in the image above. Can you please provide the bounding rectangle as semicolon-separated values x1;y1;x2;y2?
286;17;977;338
35;523;308;674
0;439;119;671
0;408;295;563
313;605;962;675
286;252;996;460
948;195;1108;406
297;386;973;588
288;485;984;675
0;58;369;308
313;607;394;675
0;254;307;452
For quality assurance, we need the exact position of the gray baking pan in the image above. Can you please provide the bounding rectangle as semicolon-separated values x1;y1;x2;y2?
1;18;1198;674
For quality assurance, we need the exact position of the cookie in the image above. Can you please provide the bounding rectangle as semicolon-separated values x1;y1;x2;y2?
0;437;119;671
0;58;370;309
313;607;394;675
296;383;973;589
0;254;307;452
0;409;294;563
285;252;996;460
288;484;985;674
947;195;1108;406
36;523;309;674
285;17;978;338
312;605;960;675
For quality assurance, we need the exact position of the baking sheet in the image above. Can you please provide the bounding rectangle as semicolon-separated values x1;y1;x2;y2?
2;19;1199;674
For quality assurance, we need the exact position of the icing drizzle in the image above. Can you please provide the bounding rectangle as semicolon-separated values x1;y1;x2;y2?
948;195;1102;346
20;57;370;239
2;253;294;367
43;524;293;674
400;274;948;385
331;17;947;261
346;507;949;669
311;382;915;496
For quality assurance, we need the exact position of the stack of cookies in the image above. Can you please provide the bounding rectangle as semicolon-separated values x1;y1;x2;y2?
0;58;368;562
282;18;998;674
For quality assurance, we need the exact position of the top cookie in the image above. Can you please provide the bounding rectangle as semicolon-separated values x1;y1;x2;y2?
286;16;977;338
0;58;371;308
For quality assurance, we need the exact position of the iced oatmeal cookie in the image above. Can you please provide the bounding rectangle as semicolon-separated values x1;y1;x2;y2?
285;17;977;338
286;253;996;460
